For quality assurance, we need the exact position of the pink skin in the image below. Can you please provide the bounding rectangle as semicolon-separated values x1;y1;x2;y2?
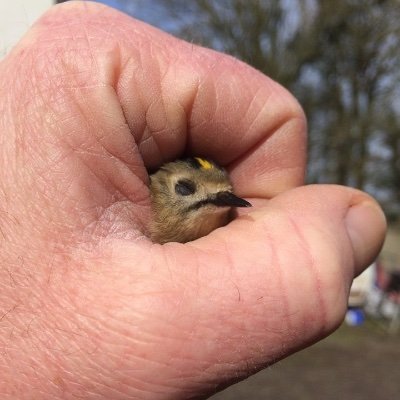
0;2;386;399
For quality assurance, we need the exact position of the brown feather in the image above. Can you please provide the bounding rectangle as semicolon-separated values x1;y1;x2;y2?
149;158;249;244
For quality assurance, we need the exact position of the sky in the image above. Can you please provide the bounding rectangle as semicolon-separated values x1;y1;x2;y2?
93;0;180;32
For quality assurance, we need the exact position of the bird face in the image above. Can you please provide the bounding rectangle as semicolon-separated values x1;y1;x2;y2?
149;157;251;243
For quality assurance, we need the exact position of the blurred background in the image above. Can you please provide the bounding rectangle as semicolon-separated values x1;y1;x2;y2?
3;0;400;398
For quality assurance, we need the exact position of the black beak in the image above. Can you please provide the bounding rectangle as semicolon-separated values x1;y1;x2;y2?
211;191;252;208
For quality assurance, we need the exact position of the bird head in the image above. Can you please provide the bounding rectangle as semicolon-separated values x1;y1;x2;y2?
149;157;251;243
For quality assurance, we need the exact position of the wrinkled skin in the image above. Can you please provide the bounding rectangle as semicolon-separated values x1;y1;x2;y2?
0;2;386;399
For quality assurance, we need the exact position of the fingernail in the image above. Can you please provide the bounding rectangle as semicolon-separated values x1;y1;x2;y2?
345;200;387;275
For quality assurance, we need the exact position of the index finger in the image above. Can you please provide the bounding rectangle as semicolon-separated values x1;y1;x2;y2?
20;2;307;199
116;11;307;198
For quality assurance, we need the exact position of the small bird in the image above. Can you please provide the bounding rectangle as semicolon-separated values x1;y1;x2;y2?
149;157;251;244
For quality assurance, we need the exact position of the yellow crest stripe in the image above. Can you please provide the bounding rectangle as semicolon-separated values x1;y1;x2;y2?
195;157;213;170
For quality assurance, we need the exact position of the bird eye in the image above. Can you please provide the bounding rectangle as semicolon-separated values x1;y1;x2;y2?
175;179;196;196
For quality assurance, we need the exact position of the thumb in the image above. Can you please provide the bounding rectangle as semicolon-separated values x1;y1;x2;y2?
102;184;385;398
144;185;386;391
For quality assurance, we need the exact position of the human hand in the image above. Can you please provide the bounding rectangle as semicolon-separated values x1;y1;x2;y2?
0;2;386;399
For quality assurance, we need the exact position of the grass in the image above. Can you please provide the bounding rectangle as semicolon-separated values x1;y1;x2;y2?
212;318;400;400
